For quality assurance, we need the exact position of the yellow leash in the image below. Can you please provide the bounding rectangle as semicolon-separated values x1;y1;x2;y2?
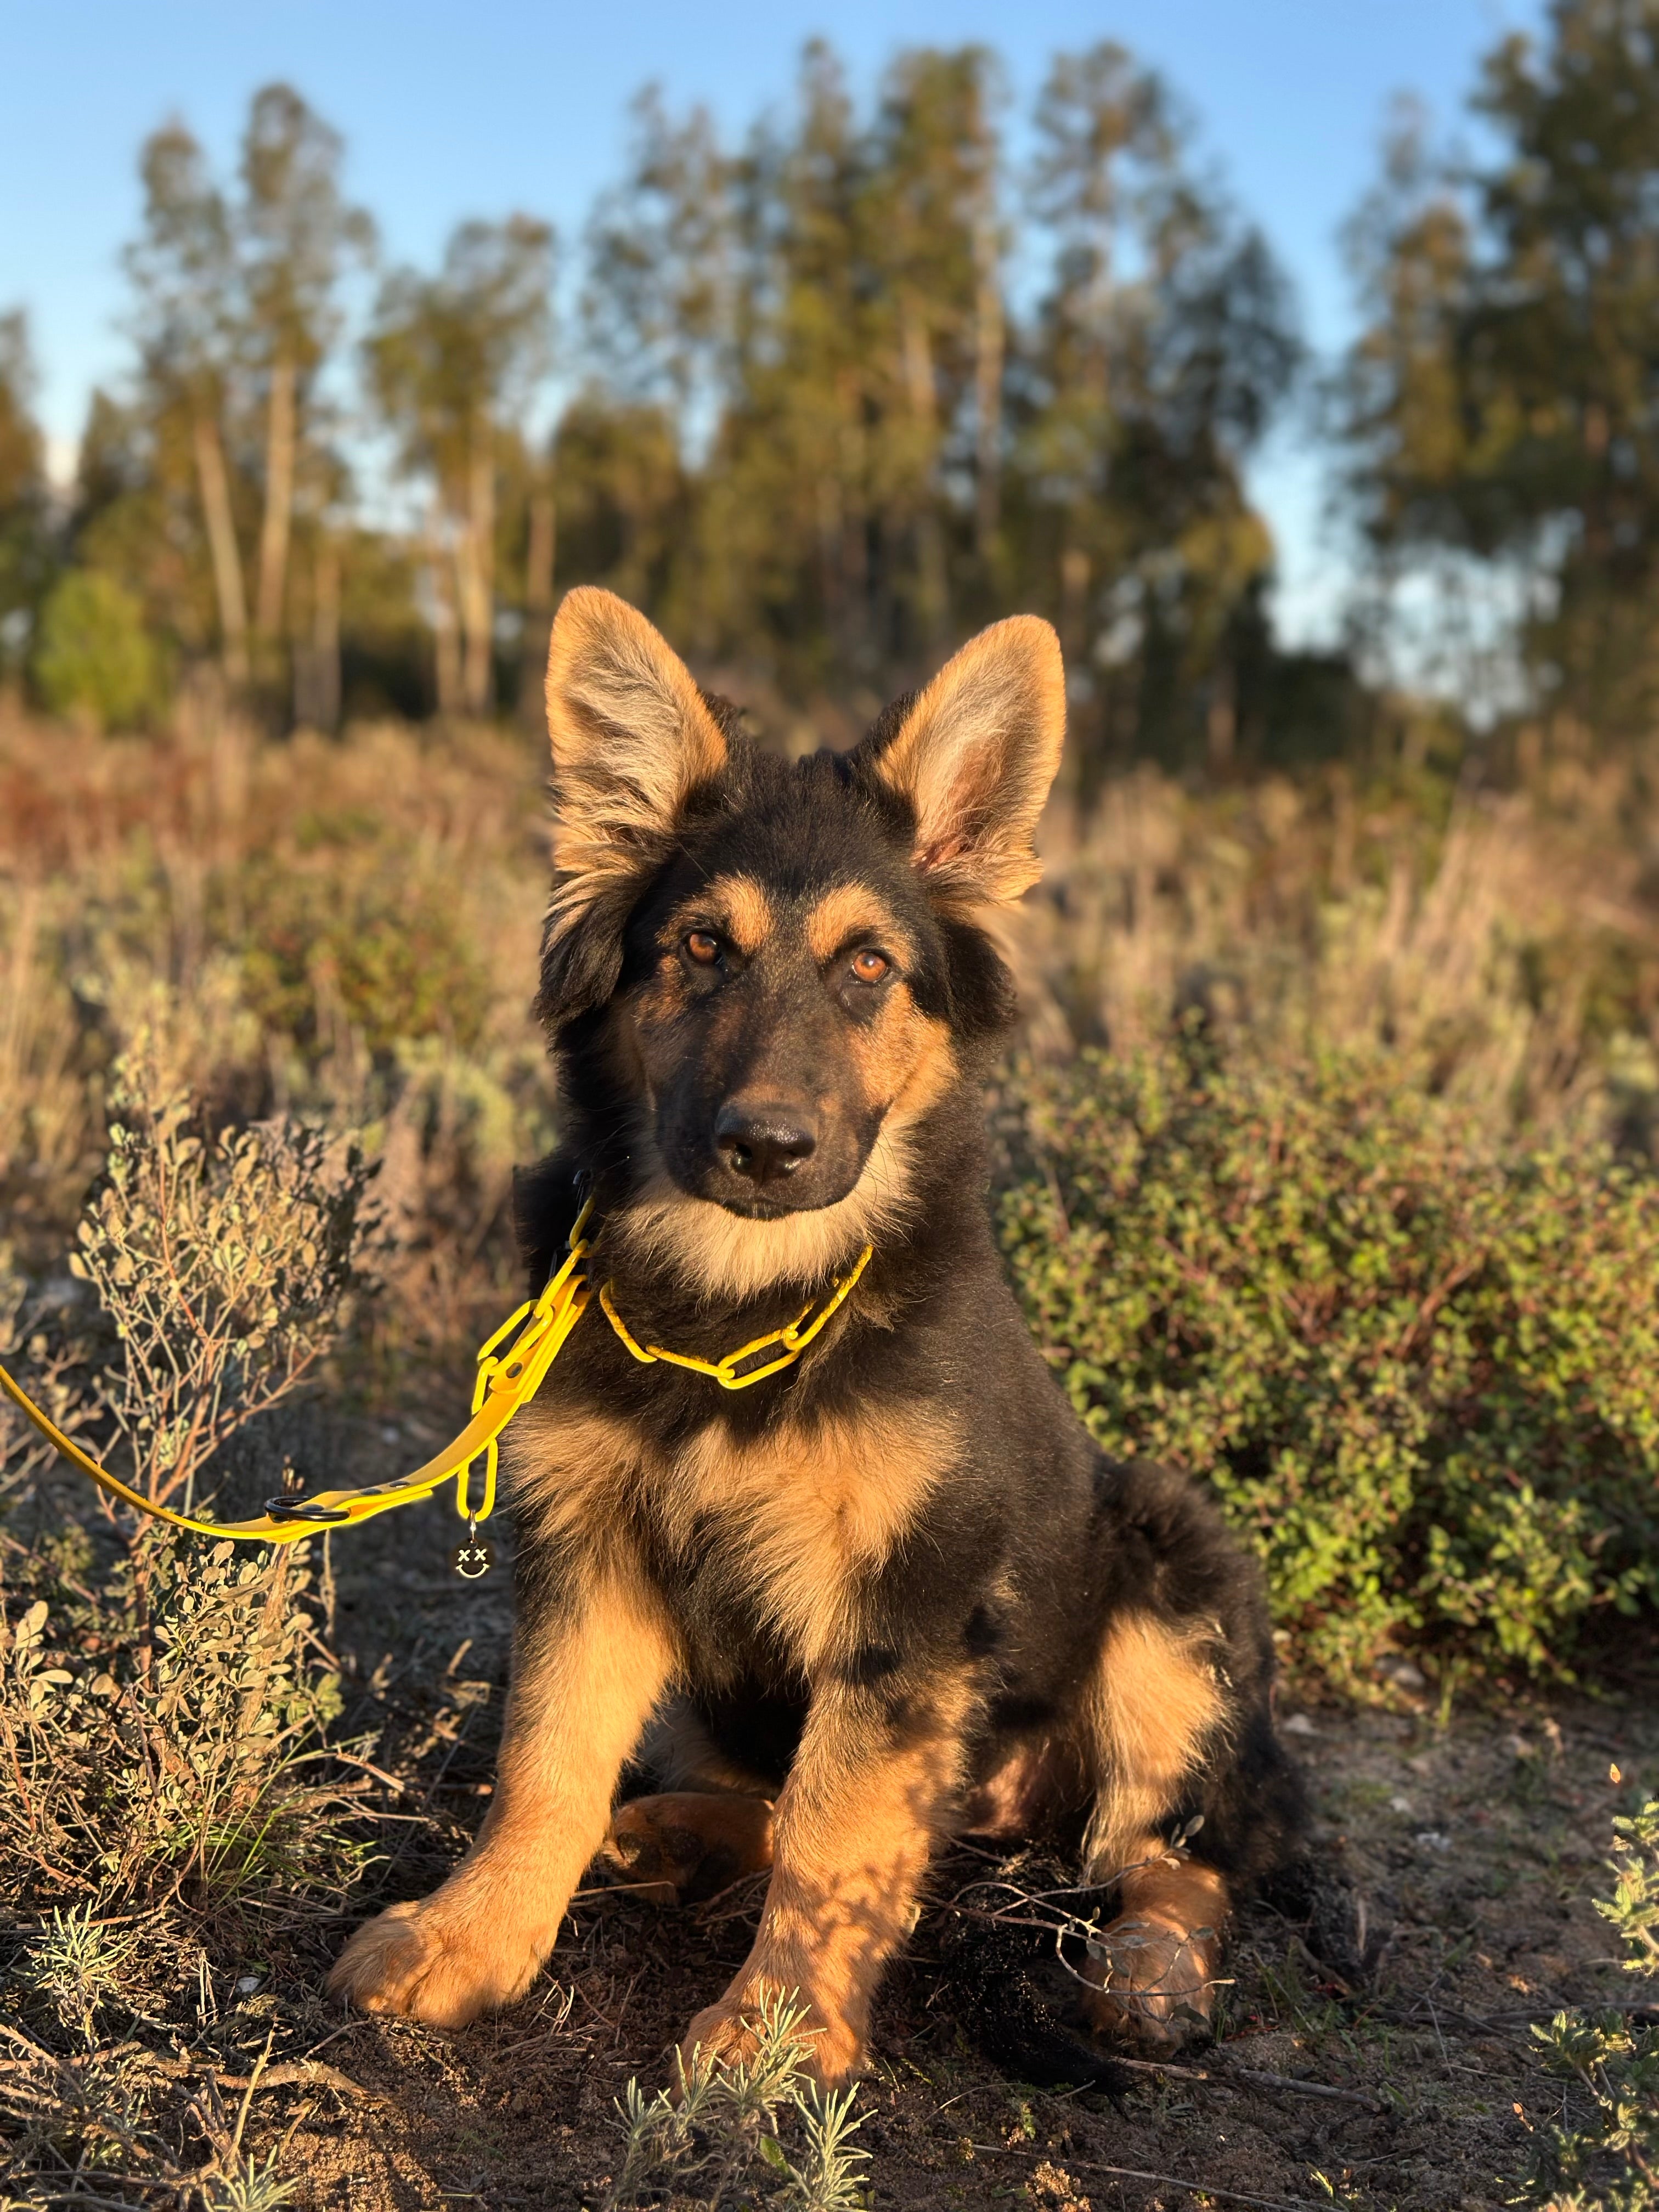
0;1196;871;1563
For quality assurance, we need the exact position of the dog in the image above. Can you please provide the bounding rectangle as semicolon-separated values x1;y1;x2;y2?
329;586;1306;2084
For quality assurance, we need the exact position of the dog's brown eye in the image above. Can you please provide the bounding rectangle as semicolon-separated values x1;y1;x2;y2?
685;930;721;966
850;948;890;984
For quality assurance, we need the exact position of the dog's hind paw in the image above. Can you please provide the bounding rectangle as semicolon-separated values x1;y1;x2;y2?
603;1791;775;1904
1079;1912;1221;2052
328;1894;543;2028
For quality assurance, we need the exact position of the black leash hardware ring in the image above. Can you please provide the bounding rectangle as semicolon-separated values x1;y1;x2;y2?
263;1493;353;1525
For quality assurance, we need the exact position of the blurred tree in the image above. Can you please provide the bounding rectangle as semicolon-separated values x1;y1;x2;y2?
34;569;161;730
0;310;53;684
365;216;555;714
584;88;732;429
67;386;215;659
871;48;1005;647
236;83;374;692
551;394;686;620
702;43;872;675
95;91;368;717
123;121;250;684
1018;44;1300;784
1342;0;1659;736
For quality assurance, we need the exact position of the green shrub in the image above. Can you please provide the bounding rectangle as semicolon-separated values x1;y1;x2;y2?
998;1042;1659;1687
32;569;161;731
235;851;490;1062
1528;1796;1659;2208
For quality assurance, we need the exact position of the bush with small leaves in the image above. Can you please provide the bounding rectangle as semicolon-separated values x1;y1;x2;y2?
69;1019;376;1517
1;1536;370;1917
997;1042;1659;1688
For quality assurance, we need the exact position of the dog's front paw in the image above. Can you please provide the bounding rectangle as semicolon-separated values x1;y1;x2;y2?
1079;1913;1221;2052
328;1893;545;2027
680;1984;862;2089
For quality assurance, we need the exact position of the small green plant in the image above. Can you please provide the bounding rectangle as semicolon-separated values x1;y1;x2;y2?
605;1991;870;2211
198;2149;301;2212
22;1904;143;2043
1527;1796;1659;2208
32;568;161;731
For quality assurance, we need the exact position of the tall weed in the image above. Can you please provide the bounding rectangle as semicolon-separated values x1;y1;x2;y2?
0;1030;379;1927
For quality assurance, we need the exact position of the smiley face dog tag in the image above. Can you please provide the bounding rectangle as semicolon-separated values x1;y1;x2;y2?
453;1516;494;1578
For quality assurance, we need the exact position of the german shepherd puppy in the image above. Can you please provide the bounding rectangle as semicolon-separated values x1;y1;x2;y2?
330;587;1305;2084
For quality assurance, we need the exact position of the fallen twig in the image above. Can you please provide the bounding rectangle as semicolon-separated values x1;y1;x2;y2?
1104;2051;1387;2112
969;2141;1328;2211
1216;2064;1388;2113
1;2036;376;2102
194;2057;375;2097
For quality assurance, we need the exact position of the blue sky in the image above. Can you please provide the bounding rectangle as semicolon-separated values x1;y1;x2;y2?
0;0;1545;644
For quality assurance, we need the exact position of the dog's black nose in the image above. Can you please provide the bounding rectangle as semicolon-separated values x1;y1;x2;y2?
714;1099;819;1187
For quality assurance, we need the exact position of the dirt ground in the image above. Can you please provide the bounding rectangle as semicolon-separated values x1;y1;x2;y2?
9;1399;1658;2212
134;1391;1646;2212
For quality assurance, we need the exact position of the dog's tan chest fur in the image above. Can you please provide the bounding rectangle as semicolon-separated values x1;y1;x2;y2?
508;1398;957;1672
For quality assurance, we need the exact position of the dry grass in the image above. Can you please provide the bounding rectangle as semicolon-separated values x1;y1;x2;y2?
1013;754;1659;1147
3;697;1659;2208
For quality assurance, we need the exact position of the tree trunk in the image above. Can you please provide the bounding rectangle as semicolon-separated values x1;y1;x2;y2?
1060;545;1091;661
192;409;249;686
1206;660;1236;777
837;375;870;670
973;212;1004;567
517;481;556;729
255;352;297;645
900;300;947;648
428;512;461;716
816;473;843;637
294;538;341;732
459;426;496;716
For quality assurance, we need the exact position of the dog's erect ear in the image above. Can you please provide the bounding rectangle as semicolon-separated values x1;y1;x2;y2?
865;616;1065;905
539;588;729;1024
545;585;728;890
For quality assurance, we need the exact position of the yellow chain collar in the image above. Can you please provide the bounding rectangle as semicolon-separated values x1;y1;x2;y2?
0;1194;872;1548
597;1243;873;1390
